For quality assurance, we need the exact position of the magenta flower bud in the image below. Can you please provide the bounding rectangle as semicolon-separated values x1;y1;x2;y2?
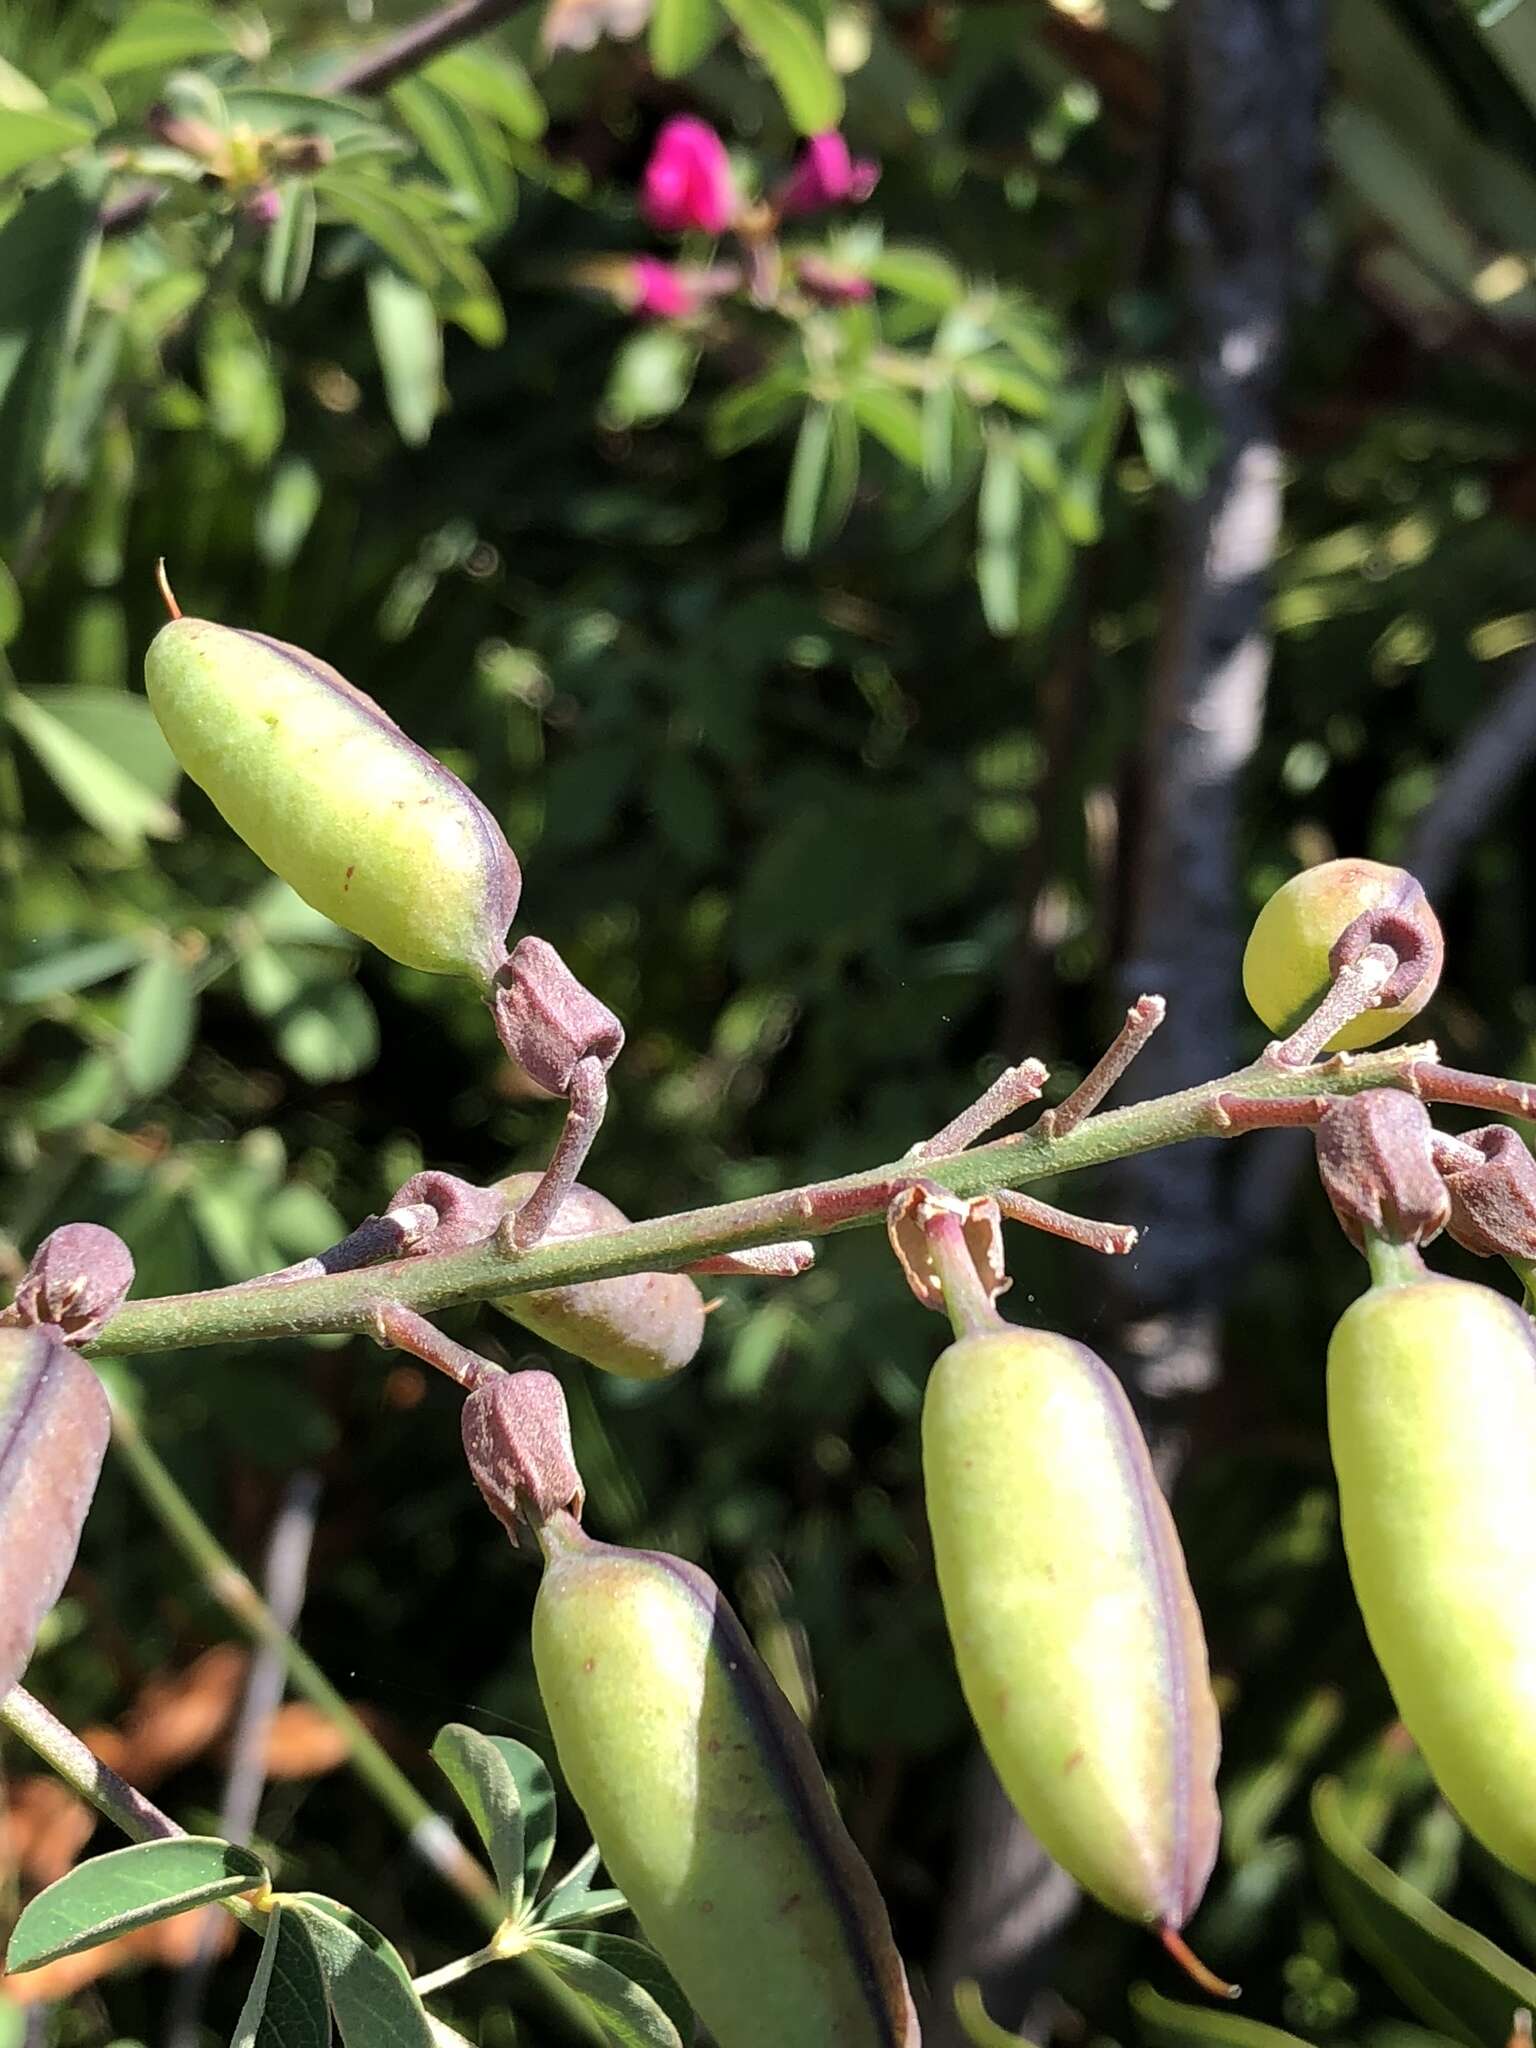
630;255;702;320
640;116;737;236
241;184;283;230
794;255;875;305
775;132;879;218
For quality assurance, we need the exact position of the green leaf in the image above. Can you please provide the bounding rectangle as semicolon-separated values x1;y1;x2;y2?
0;933;145;1002
256;456;323;569
651;0;723;76
389;77;515;222
976;430;1024;635
287;1896;435;2048
1130;1983;1307;2048
273;977;379;1085
0;109;93;179
0;165;103;543
261;182;318;309
431;1723;532;1914
422;49;546;142
866;245;966;309
200;299;284;466
783;402;833;558
0;555;20;644
1312;1777;1536;2046
367;268;443;448
953;1979;1043;2048
0;56;48;110
601;327;698;430
119;949;197;1094
852;384;924;468
710;367;802;454
535;1846;628;1929
90;1;240;76
6;1838;267;1971
7;687;181;849
535;1933;690;2048
718;0;842;132
234;1903;330;2048
316;170;446;291
220;87;402;154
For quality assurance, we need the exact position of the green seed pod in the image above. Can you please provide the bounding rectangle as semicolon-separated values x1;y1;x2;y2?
1329;1275;1536;1879
532;1514;918;2048
1241;857;1442;1052
922;1326;1221;1930
144;615;520;985
493;1173;705;1380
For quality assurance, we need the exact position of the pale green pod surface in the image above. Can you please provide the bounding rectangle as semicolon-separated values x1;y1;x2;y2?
145;618;520;985
533;1519;919;2048
493;1174;705;1380
923;1329;1220;1928
1329;1277;1536;1880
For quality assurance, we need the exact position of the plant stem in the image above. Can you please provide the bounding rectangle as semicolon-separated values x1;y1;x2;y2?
1;1684;182;1843
88;1040;1439;1359
108;1400;502;1932
331;0;533;94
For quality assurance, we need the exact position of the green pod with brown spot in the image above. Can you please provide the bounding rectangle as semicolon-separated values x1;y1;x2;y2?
493;1174;705;1380
532;1514;918;2048
145;617;519;985
922;1327;1221;1930
1329;1275;1536;1879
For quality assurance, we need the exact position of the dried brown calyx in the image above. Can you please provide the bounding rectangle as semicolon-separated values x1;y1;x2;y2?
1438;1124;1536;1260
4;1224;135;1343
461;1368;585;1538
1329;870;1444;1016
1314;1092;1450;1251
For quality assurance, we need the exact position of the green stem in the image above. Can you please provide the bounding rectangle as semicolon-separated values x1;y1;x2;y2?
87;1040;1436;1359
108;1400;502;1933
1363;1233;1427;1289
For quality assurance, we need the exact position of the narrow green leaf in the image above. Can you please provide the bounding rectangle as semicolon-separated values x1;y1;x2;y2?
719;0;842;131
601;327;699;430
255;456;323;569
710;368;803;454
91;1;239;76
783;402;833;558
866;244;966;308
1130;1982;1307;2048
0;56;48;110
234;1904;329;2048
221;87;402;154
976;431;1023;636
274;978;378;1085
0;165;103;542
852;384;924;468
422;49;547;142
430;1723;532;1913
6;1838;266;1971
367;268;443;448
0;1328;111;1700
119;949;197;1094
535;1845;628;1928
316;171;445;292
200;299;285;466
7;688;181;848
0;109;92;179
1312;1777;1536;2047
535;1934;688;2048
389;77;515;222
651;0;723;76
261;182;318;309
0;933;145;1003
0;555;20;644
288;1894;435;2048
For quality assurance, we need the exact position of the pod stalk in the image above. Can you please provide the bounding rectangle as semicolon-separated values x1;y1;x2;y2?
1362;1231;1427;1290
1158;1924;1239;2000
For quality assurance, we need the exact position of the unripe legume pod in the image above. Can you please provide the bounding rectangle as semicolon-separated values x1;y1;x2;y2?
145;617;520;985
1328;1275;1536;1878
1241;858;1442;1052
923;1326;1220;1929
532;1513;919;2048
493;1173;705;1379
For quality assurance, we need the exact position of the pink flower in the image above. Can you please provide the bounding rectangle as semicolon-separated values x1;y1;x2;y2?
640;117;737;236
794;256;875;305
775;132;879;218
629;256;702;319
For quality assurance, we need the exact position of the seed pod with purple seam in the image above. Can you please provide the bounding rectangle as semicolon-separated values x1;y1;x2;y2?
492;1172;706;1380
144;606;521;986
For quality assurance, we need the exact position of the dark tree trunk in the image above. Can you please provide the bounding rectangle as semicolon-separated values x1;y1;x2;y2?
926;5;1323;2038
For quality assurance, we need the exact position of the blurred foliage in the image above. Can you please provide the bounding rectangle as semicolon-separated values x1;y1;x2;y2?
2;0;1536;2042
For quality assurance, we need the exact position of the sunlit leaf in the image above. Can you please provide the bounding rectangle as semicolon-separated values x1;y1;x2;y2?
651;0;723;76
6;1837;266;1971
119;949;198;1094
431;1722;534;1914
1130;1983;1308;2048
719;0;842;131
535;1932;690;2048
0;109;93;178
7;687;181;848
261;182;317;309
90;1;240;77
287;1894;435;2048
367;268;443;447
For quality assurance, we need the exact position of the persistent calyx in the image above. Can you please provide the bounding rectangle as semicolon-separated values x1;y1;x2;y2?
462;1369;585;1536
1314;1094;1450;1251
